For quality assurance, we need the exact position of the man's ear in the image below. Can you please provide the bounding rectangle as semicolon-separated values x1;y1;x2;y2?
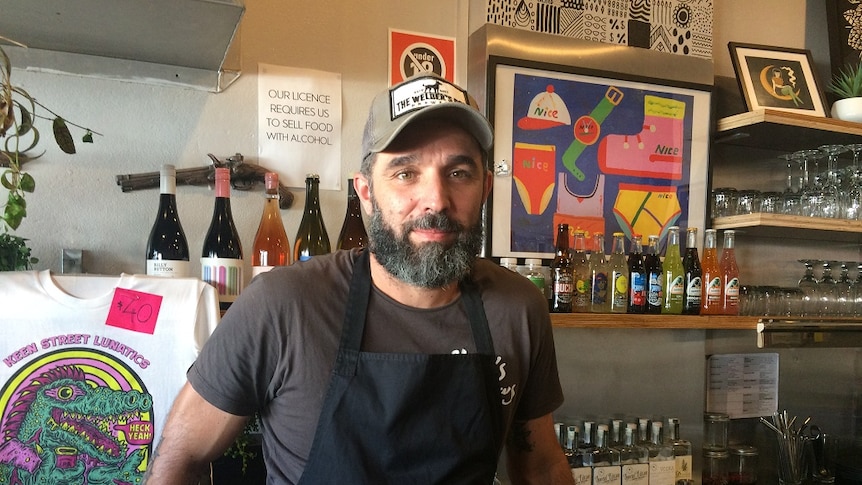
354;174;374;216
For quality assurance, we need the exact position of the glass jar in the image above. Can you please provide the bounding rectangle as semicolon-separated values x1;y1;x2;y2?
735;189;762;215
704;412;729;451
728;445;758;485
703;449;730;485
712;187;738;218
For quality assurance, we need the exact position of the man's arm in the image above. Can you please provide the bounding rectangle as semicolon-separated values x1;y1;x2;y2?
505;413;575;485
144;382;250;485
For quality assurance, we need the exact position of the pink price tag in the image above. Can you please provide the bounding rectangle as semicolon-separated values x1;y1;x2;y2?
106;288;163;334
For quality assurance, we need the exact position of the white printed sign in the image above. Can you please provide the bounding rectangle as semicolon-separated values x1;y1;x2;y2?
258;64;342;190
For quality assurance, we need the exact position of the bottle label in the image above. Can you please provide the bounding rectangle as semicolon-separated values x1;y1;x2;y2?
675;455;693;481
553;273;574;303
622;463;649;485
724;277;740;298
201;257;244;302
593;465;621;485
572;466;593;485
647;272;662;306
706;276;722;301
592;272;608;304
146;259;190;278
685;276;702;299
630;272;645;305
648;460;676;485
668;275;685;296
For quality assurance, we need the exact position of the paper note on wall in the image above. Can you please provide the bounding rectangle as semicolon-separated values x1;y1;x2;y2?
706;353;779;419
258;64;342;190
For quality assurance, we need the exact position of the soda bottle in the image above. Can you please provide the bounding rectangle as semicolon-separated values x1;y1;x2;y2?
682;228;702;315
609;232;629;313
627;235;646;314
550;223;574;313
662;226;684;314
571;229;591;313
645;234;663;314
701;228;723;315
720;229;740;315
590;233;610;313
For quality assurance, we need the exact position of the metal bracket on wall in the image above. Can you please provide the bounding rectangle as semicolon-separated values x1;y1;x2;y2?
757;319;862;348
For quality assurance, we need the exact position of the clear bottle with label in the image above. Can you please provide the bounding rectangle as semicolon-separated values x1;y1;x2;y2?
667;418;693;485
201;167;244;311
701;229;723;315
251;172;290;277
146;164;190;278
662;226;684;314
585;423;622;466
647;421;675;485
618;423;649;464
551;223;574;313
645;235;663;314
720;230;740;315
682;228;702;315
523;258;548;299
572;230;591;312
609;232;629;313
590;233;610;313
628;235;647;313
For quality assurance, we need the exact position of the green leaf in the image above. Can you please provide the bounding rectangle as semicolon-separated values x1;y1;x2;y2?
19;172;34;193
53;117;76;154
0;170;13;190
82;130;93;143
15;102;33;137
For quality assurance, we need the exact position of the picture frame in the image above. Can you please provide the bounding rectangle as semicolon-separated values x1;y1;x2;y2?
728;42;828;117
484;56;711;260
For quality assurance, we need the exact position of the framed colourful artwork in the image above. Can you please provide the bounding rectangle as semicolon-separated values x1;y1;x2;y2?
485;57;711;259
728;42;828;117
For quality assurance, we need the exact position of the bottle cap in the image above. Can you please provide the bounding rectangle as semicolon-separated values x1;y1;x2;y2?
265;172;278;190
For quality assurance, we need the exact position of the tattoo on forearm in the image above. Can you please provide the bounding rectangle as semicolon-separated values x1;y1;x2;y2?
508;421;534;452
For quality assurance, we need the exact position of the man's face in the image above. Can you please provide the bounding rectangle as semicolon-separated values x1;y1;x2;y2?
356;117;492;288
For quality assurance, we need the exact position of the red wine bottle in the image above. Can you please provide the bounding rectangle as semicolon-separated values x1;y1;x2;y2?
336;178;367;250
201;167;244;310
293;174;331;262
252;172;290;277
146;164;190;277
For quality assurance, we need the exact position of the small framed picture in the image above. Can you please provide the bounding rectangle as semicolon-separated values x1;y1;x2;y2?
728;42;828;117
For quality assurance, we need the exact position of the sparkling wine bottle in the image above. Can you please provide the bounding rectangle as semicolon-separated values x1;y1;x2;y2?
252;172;290;277
550;223;574;313
294;173;331;262
336;178;367;250
201;167;244;311
146;164;190;277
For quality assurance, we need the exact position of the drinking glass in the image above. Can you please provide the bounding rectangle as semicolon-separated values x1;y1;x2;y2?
818;260;838;316
836;261;855;316
792;149;825;217
798;259;819;316
818;145;848;218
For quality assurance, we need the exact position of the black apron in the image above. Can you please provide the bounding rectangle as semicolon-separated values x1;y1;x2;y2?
297;250;503;484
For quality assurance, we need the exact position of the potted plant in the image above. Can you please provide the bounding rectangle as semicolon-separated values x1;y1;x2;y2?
829;62;862;122
0;36;99;268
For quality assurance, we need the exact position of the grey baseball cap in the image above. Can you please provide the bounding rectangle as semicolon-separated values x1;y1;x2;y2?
361;73;494;162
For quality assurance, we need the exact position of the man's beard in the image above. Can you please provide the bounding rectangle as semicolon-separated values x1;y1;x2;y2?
367;200;483;289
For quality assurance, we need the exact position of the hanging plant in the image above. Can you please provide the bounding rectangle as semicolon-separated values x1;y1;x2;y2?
0;36;101;233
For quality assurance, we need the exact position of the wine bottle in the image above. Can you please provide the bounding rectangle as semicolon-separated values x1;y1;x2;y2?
146;164;190;277
201;167;244;311
336;178;367;250
252;172;290;277
550;223;574;313
294;173;331;262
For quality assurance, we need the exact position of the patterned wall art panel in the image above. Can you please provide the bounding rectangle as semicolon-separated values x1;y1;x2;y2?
485;0;714;59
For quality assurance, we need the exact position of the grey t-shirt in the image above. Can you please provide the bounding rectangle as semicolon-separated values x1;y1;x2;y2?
188;249;563;484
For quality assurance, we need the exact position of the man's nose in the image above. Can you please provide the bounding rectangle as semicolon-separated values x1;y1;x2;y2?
417;174;450;213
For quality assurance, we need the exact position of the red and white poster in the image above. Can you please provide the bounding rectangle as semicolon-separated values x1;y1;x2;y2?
389;29;455;86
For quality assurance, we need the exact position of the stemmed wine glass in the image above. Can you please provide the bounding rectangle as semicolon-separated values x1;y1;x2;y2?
818;260;838;315
779;153;802;215
836;261;855;316
798;259;819;316
792;149;825;217
818;145;848;218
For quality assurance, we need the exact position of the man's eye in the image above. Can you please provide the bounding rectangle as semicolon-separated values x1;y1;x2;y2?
396;171;414;181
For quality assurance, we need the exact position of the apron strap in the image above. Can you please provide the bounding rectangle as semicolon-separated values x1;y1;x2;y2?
460;278;496;357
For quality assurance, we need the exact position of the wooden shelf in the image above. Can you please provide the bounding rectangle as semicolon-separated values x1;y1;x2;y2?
713;213;862;240
714;109;862;152
550;313;756;329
